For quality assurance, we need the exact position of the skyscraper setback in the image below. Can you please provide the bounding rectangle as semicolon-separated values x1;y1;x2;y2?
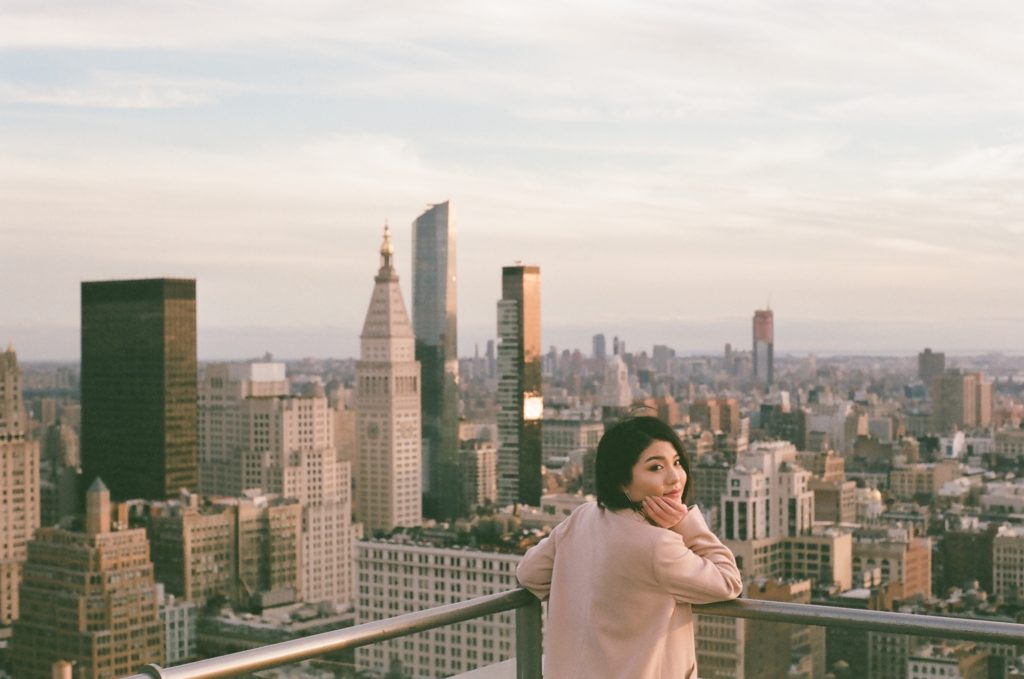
12;479;164;678
496;265;543;506
355;226;422;534
753;308;774;385
197;362;355;608
412;201;461;520
81;278;198;501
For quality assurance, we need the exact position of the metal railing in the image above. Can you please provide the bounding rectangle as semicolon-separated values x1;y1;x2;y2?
127;589;1024;679
128;589;541;679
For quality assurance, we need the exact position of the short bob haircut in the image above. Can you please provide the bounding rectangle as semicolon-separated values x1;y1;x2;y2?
595;416;693;510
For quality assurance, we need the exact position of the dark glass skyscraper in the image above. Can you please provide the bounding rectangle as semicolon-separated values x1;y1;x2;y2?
497;265;542;507
412;202;461;520
81;278;198;500
918;347;946;386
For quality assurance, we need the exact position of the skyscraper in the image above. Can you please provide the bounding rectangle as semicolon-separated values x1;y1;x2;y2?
411;201;461;520
12;479;164;678
81;278;198;500
356;226;422;534
752;308;774;385
198;362;355;608
496;265;542;507
918;348;946;387
931;370;992;433
0;345;40;624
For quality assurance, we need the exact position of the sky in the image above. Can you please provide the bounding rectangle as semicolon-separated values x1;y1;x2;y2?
3;1;1024;360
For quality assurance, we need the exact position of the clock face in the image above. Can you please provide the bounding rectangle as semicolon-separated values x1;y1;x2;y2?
398;422;418;439
367;422;380;439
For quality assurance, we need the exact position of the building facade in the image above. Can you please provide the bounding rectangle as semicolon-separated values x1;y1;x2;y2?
40;421;80;527
356;226;422;533
412;201;462;521
497;265;543;506
148;492;302;609
917;348;946;388
540;417;603;461
852;527;932;599
81;278;198;500
158;586;198;665
12;480;164;678
752;308;774;385
809;477;857;524
994;429;1024;460
198;361;289;498
931;370;993;433
0;346;41;624
199;362;355;608
721;442;814;542
993;525;1024;603
907;642;989;679
459;440;497;512
355;536;520;678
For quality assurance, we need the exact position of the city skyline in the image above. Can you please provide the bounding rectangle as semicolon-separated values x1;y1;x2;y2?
4;2;1024;360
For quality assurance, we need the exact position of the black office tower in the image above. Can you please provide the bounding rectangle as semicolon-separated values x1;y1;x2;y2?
81;278;198;500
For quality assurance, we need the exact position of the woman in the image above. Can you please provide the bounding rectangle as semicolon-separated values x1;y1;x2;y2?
516;416;742;679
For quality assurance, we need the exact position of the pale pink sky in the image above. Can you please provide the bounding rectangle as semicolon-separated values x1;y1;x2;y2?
3;1;1023;359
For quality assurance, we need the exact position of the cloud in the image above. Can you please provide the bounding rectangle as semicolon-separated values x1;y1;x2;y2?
0;75;218;109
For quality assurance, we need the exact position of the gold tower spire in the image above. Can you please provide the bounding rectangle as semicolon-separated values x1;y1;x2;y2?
378;222;395;276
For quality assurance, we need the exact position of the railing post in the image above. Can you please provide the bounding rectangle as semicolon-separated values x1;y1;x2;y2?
515;596;542;679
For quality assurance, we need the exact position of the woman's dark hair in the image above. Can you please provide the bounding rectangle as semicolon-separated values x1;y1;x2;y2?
595;416;693;510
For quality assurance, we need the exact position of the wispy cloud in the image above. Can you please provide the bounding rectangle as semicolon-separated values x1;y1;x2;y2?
0;78;208;109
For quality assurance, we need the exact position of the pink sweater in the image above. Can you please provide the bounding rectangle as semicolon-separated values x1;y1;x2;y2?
516;502;742;679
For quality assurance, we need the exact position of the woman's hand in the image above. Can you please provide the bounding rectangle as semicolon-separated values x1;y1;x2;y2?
641;495;688;529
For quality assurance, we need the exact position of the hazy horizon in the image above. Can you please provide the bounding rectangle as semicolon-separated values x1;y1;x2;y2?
8;315;1024;363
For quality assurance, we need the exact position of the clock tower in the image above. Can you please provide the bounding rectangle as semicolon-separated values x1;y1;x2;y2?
355;225;423;534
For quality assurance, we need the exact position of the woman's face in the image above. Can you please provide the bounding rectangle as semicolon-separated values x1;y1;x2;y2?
621;439;687;504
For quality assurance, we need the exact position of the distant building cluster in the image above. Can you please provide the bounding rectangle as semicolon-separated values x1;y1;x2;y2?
5;199;1024;678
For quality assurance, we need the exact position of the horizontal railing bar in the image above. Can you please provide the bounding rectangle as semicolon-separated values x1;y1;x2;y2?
124;589;1024;679
126;588;535;679
696;598;1024;645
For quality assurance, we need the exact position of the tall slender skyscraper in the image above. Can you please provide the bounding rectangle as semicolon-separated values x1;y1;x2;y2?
412;201;461;520
753;308;774;386
0;346;40;624
496;265;542;506
81;278;198;500
356;226;422;534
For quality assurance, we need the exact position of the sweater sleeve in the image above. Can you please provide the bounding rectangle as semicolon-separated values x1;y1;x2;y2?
516;527;559;601
652;507;743;604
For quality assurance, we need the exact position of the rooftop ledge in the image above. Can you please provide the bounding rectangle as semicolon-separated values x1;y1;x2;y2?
126;588;1024;679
